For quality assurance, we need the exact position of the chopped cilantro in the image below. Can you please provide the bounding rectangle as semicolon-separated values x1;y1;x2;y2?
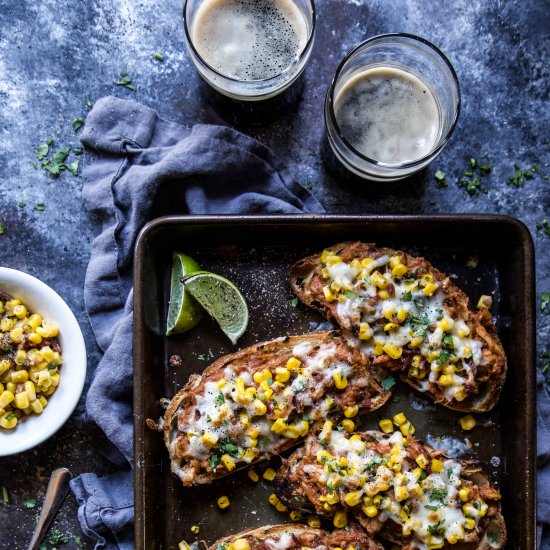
302;413;312;424
542;292;550;313
443;334;454;348
48;362;59;370
115;70;136;91
0;224;4;236
198;349;215;361
72;535;85;547
154;53;164;61
23;499;36;509
425;504;439;511
4;414;15;421
537;219;550;238
470;158;477;169
430;488;447;503
458;176;487;197
427;521;445;537
402;291;412;301
290;298;299;308
434;170;447;188
67;160;79;176
218;437;239;457
435;307;443;319
344;290;358;299
2;486;8;504
381;375;396;391
86;97;94;109
436;348;454;365
208;454;220;471
34;203;45;212
72;118;84;132
36;140;52;160
507;163;537;188
214;392;225;405
48;529;69;545
410;314;430;337
18;201;26;208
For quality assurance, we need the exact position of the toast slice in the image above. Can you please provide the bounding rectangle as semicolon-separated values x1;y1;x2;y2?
164;331;391;486
207;523;383;550
274;430;506;550
290;242;507;412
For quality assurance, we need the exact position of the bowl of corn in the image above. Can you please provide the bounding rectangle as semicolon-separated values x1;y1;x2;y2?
0;267;86;456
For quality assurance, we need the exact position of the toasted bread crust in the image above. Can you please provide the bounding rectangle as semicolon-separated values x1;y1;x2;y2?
290;242;507;412
275;431;506;550
164;331;391;486
207;523;384;550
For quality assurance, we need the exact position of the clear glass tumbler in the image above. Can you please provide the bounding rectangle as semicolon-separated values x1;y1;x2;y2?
325;33;461;182
183;0;316;101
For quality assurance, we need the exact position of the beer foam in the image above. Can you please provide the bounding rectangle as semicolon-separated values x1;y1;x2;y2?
191;0;308;81
334;67;442;164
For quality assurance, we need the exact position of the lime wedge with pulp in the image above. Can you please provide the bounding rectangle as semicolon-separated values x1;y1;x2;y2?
182;272;249;345
166;253;204;335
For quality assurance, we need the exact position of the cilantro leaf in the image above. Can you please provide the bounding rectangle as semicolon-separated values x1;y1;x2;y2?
402;290;412;301
67;160;79;176
34;203;45;211
208;454;220;471
214;392;225;405
537;219;550;238
381;375;396;391
23;499;36;509
290;298;299;308
115;70;136;91
434;170;447;188
72;118;84;132
36;142;50;160
0;224;4;236
542;292;550;313
154;53;164;61
218;437;240;457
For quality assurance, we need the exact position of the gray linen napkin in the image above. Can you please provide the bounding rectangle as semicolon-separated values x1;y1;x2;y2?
538;371;550;549
69;96;324;549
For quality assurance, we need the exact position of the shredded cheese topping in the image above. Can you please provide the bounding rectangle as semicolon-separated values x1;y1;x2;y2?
315;430;488;549
176;340;362;474
318;250;486;403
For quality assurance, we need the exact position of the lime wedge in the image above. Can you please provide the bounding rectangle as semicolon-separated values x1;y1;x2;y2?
183;272;249;345
166;253;204;335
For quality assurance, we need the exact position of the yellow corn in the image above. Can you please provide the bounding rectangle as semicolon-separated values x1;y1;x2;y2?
263;467;277;481
460;415;476;431
358;323;373;340
371;271;388;289
247;469;259;482
325;254;342;266
333;511;347;528
391;264;408;279
438;374;454;386
393;412;407;426
446;534;458;545
232;539;249;550
307;515;320;528
431;459;444;473
221;455;236;471
0;391;14;409
378;290;389;300
464;518;476;530
289;510;302;521
374;342;384;356
344;405;358;418
178;541;191;550
383;342;402;359
252;399;267;416
396;308;408;322
416;455;429;469
410;336;424;348
477;295;492;309
400;421;415;436
379;419;394;433
342;491;360;507
333;371;348;390
456;325;470;338
423;283;439;296
323;286;335;302
275;367;290;383
190;525;200;535
361;257;374;267
383;322;399;332
217;496;230;509
271;418;287;434
286;357;301;371
395;486;409;501
341;419;355;432
362;505;378;518
14;391;29;409
459;487;470;502
317;450;332;463
275;501;287;512
0;412;17;429
201;432;218;447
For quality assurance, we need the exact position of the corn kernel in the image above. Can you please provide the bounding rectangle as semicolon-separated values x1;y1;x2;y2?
190;525;200;535
321;267;330;279
201;432;218;447
362;505;378;518
217;496;230;509
477;295;492;309
374;342;384;356
446;534;458;545
11;370;29;383
333;371;348;390
416;455;429;469
317;450;332;463
383;322;399;332
464;518;476;530
289;511;302;521
10;327;24;344
423;282;439;296
344;405;358;418
391;264;408;279
361;257;374;268
245;469;258;483
14;350;27;365
379;419;394;433
343;491;361;507
410;336;424;348
0;391;14;409
233;539;249;550
323;286;335;302
333;511;347;528
358;323;373;340
341;419;355;432
456;326;470;338
459;487;470;502
395;486;409;501
371;271;388;289
28;332;42;345
275;501;287;512
0;412;17;429
275;367;290;383
383;342;402;359
463;345;472;359
393;412;407;426
460;415;476;431
325;254;342;266
221;455;236;471
263;467;277;481
438;374;454;386
307;515;320;528
431;459;444;473
400;421;415;436
252;399;267;416
396;308;408;322
286;357;301;371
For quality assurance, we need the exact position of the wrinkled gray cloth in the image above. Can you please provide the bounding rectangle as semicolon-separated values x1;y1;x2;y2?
538;371;550;549
70;96;324;549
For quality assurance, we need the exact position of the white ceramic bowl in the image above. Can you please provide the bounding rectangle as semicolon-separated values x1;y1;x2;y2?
0;268;87;456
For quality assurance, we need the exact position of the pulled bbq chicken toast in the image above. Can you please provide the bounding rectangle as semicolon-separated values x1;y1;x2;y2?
290;242;507;412
207;523;383;550
275;430;506;550
164;331;391;486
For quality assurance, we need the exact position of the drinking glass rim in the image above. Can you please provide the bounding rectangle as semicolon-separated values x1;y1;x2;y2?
182;0;317;85
325;32;461;170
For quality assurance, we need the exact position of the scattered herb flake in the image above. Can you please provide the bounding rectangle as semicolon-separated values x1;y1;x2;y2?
23;499;36;509
34;203;45;212
219;437;240;457
72;118;84;132
72;535;85;548
73;147;84;155
36;141;51;160
115;70;136;91
67;160;79;176
434;170;447;188
427;521;445;537
290;298;299;308
86;97;94;108
344;290;357;299
470;158;477;169
48;529;70;545
402;290;412;301
537;219;550;238
458;176;487;197
506;163;537;188
214;392;225;405
154;53;164;61
541;292;550;313
381;375;396;391
0;224;4;235
2;486;8;504
18;201;26;208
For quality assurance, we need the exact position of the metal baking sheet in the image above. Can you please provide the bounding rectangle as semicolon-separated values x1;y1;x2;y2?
133;214;536;550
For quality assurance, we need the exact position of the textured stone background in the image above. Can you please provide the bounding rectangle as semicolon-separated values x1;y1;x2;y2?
0;0;548;547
